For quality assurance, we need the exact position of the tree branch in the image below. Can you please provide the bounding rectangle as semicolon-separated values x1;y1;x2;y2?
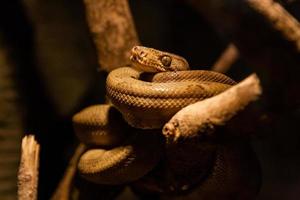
18;135;40;200
83;0;140;72
187;0;300;109
51;143;87;200
212;43;239;73
163;74;262;142
248;0;300;51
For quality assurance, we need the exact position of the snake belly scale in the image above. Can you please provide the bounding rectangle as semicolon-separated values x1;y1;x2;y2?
76;46;241;188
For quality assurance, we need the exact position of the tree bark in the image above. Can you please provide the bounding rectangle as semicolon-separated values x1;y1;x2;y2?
51;144;86;200
83;0;140;72
18;135;40;200
212;43;239;73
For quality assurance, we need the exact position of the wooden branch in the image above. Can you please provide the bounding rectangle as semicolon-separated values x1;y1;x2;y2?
83;0;140;72
188;0;300;51
212;43;239;73
51;143;87;200
248;0;300;51
18;135;40;200
187;0;300;109
163;74;262;142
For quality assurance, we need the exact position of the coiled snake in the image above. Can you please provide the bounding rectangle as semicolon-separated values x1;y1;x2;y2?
73;46;260;198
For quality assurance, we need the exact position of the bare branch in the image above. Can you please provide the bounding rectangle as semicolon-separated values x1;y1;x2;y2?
212;43;239;73
83;0;140;72
18;135;40;200
189;0;300;52
51;143;87;200
163;74;262;142
187;0;300;108
248;0;300;51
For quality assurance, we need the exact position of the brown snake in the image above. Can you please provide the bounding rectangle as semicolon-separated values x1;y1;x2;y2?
74;46;260;197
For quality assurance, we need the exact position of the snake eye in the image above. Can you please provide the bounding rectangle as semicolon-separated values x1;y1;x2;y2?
161;55;172;67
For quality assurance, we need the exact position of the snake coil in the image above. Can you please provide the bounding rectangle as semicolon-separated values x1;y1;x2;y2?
74;46;260;199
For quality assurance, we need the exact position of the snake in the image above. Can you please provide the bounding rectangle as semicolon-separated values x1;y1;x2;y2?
74;46;260;197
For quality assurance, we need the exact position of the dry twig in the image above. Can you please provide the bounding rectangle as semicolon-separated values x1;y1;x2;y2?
212;43;239;73
18;135;40;200
187;0;300;108
51;143;87;200
83;0;140;72
248;0;300;51
188;0;300;52
163;74;262;142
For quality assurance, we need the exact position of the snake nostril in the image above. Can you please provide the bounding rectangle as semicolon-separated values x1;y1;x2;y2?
132;46;138;52
139;51;147;58
130;55;136;61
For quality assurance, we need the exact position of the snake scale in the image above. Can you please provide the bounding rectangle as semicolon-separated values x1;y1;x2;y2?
73;46;260;198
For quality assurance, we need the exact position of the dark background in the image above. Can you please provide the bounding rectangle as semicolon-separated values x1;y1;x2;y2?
0;0;299;199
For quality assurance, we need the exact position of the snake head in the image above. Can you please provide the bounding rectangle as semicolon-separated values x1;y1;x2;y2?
130;46;189;72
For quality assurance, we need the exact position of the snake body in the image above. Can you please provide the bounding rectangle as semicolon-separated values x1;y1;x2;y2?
73;104;164;185
78;129;163;185
75;46;260;198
